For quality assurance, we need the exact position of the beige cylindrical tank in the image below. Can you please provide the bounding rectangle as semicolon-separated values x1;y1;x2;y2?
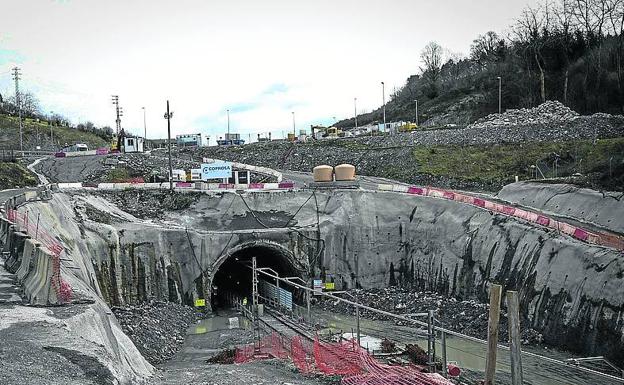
334;164;356;181
313;165;333;182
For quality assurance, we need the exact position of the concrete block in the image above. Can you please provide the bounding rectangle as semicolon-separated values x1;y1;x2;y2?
16;238;40;283
5;231;29;274
23;246;59;306
0;217;14;245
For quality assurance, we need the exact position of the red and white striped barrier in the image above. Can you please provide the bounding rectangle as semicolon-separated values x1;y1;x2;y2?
56;181;297;192
379;183;624;252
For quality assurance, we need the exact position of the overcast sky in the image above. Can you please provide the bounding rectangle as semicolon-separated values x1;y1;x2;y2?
0;0;538;142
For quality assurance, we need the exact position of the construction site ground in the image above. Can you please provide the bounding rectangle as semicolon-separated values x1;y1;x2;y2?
154;310;339;385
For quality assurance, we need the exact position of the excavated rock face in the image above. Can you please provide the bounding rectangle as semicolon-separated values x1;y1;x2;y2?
20;189;624;366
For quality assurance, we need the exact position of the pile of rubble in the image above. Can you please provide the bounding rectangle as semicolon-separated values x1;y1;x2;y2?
318;287;544;345
112;301;198;364
96;190;201;219
469;100;580;129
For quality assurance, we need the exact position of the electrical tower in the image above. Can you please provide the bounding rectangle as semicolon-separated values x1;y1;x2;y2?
12;67;23;151
111;95;123;135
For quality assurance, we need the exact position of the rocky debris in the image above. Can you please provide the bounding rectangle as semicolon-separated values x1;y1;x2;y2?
206;348;236;364
405;344;429;365
469;100;580;129
96;190;201;219
112;301;198;364
121;153;198;181
318;287;544;346
172;105;623;193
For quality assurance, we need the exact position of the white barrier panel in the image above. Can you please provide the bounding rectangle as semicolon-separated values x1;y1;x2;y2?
113;183;131;189
377;184;394;191
263;183;279;189
392;185;409;193
57;183;84;189
24;191;38;200
65;150;97;157
97;183;115;189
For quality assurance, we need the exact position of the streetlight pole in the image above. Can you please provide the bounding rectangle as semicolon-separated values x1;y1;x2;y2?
164;101;174;191
497;76;502;114
414;99;419;126
292;111;296;139
354;97;358;130
227;109;230;143
381;81;386;132
142;107;147;149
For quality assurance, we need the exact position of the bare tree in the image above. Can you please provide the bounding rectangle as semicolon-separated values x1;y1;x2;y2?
515;2;553;103
554;0;575;104
470;31;502;68
420;41;444;79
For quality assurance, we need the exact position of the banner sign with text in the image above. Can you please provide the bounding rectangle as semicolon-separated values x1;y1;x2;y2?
201;162;233;180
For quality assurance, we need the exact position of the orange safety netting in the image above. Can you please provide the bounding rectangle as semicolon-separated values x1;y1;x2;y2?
234;332;290;363
235;334;453;385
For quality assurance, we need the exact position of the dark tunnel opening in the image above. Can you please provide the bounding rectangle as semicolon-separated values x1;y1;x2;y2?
211;245;302;309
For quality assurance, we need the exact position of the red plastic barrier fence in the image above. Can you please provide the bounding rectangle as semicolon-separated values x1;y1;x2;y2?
234;332;290;363
313;337;362;376
235;334;454;385
291;336;314;373
6;208;72;303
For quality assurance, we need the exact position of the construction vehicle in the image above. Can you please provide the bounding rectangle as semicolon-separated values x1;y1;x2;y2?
324;127;342;138
398;122;418;132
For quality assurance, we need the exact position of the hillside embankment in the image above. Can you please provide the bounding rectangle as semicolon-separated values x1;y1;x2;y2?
0;162;37;190
0;113;108;151
180;102;624;192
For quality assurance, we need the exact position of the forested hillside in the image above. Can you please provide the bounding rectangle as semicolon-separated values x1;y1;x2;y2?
338;0;624;128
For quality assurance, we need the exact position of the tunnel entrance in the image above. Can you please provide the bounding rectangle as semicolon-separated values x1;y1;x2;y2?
211;244;302;309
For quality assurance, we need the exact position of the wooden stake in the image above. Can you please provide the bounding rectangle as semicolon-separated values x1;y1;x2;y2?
507;291;524;385
485;284;502;385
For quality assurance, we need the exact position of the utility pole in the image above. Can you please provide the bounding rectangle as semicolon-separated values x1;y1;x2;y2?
414;99;419;126
111;95;122;135
292;111;296;139
354;98;358;130
49;111;54;147
12;67;23;151
381;81;386;133
164;100;174;191
226;109;230;143
497;76;502;114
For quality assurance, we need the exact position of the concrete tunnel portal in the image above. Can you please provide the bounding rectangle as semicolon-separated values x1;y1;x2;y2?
210;242;305;309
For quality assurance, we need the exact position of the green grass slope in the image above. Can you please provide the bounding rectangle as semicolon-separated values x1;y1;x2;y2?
0;162;37;189
0;114;107;151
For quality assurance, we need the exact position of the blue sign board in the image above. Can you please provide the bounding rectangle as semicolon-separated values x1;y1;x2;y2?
201;162;232;180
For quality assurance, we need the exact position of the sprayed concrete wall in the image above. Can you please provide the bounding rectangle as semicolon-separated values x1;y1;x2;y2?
0;190;154;384
14;188;624;365
498;182;624;233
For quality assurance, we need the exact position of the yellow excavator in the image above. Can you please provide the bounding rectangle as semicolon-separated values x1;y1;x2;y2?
398;122;418;132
